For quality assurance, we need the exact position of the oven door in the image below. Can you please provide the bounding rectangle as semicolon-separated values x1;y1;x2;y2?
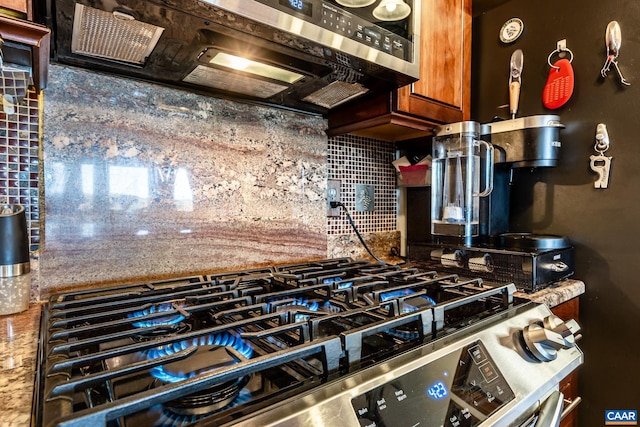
515;390;564;427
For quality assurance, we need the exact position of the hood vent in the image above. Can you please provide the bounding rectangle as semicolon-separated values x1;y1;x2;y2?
72;4;164;65
302;81;368;109
303;64;369;109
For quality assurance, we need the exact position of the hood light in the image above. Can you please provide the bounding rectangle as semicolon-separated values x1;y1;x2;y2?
335;0;376;6
209;52;304;84
372;0;411;21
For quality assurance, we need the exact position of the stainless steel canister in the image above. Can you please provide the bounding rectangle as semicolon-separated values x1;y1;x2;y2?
0;204;31;315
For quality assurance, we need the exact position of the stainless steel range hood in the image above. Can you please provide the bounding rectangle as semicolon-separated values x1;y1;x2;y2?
41;0;420;114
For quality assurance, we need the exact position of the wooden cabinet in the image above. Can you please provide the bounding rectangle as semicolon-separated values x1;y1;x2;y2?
0;14;50;90
326;0;472;142
551;297;581;427
0;0;31;20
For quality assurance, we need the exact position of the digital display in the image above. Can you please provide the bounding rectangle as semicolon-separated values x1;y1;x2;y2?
427;380;449;400
351;340;515;427
279;0;313;17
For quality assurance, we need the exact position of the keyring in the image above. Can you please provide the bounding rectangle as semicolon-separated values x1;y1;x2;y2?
547;39;574;70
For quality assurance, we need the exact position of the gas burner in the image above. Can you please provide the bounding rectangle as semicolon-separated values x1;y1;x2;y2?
379;288;415;302
147;334;253;415
400;294;437;313
271;298;342;321
149;404;203;426
129;303;187;327
146;389;253;425
322;277;354;289
131;323;191;342
376;290;436;340
147;334;253;382
377;289;436;312
128;303;190;340
273;298;321;312
163;376;250;416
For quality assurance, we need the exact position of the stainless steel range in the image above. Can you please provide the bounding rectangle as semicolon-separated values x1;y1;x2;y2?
32;258;582;427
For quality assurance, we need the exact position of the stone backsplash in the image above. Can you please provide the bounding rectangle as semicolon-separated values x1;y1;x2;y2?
0;64;400;299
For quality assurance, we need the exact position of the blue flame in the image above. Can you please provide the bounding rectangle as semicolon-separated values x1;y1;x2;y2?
421;295;437;306
402;295;437;313
147;333;253;383
273;298;321;322
322;301;341;313
380;289;416;302
274;298;320;312
128;303;186;328
322;277;353;289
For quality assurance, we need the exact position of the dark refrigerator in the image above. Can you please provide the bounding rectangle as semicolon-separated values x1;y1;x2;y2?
469;0;640;424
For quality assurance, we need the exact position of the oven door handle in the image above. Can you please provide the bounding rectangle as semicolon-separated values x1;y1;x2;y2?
534;390;565;427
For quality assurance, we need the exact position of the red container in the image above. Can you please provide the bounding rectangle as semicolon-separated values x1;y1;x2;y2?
398;164;430;186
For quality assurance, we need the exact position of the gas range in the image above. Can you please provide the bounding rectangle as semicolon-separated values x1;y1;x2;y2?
32;258;582;427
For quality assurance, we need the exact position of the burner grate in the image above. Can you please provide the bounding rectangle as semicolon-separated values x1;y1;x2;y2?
35;258;522;427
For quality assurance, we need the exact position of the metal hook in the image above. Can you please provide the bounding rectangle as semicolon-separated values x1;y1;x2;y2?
594;123;610;154
547;39;574;70
600;21;630;86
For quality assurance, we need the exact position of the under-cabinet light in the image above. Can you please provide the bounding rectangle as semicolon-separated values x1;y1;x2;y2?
209;52;304;84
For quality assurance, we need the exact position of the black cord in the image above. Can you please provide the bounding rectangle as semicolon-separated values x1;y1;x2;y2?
331;201;387;265
390;246;407;261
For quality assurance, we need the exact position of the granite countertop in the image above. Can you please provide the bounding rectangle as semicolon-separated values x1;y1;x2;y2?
515;279;585;307
0;279;585;425
0;304;42;426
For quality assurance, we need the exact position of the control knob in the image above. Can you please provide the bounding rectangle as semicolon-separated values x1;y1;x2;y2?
520;315;581;362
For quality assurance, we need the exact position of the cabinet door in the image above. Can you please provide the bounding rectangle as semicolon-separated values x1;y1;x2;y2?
0;0;31;19
326;0;472;140
397;0;471;124
551;298;580;427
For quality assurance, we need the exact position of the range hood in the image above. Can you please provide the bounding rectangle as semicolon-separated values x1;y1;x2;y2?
40;0;421;114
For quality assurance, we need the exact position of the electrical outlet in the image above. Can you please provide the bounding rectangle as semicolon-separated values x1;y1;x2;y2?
327;179;341;217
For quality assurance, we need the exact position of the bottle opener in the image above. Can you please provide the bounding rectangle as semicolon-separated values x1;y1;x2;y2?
590;123;612;189
509;49;524;119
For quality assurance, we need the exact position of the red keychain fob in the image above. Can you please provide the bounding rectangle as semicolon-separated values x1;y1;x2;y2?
543;58;574;109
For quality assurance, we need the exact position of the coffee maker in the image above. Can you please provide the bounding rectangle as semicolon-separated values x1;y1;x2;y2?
410;115;575;292
430;121;494;247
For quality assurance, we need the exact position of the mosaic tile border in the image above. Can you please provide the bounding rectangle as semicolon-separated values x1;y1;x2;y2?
0;89;41;251
327;134;397;235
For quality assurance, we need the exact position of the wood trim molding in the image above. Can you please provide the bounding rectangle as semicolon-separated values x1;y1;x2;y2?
0;14;50;90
